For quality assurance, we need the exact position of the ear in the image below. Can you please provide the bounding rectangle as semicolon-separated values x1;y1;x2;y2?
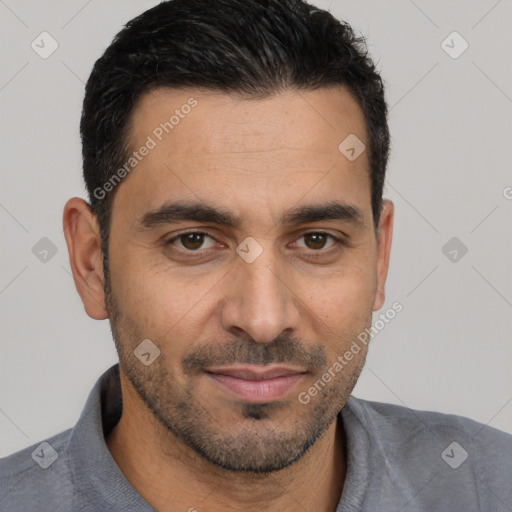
372;199;394;311
63;197;108;320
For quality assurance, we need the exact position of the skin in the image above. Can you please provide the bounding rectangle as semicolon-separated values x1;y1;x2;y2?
63;86;393;512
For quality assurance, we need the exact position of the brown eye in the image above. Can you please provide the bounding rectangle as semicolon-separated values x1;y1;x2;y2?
302;233;331;250
167;232;217;251
180;233;206;250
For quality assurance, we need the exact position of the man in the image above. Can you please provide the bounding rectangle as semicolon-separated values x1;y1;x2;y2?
1;0;511;510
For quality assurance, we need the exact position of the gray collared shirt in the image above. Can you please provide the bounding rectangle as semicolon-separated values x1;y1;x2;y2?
1;364;511;511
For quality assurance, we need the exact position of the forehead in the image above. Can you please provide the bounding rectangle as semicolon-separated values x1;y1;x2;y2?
115;86;371;226
129;86;367;156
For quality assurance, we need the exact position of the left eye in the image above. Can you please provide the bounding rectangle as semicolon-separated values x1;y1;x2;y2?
168;232;217;251
295;232;337;250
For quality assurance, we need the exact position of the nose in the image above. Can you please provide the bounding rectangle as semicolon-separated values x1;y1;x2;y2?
219;246;301;344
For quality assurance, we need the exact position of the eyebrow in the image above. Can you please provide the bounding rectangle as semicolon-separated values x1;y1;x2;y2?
282;202;365;228
137;201;238;230
136;200;366;231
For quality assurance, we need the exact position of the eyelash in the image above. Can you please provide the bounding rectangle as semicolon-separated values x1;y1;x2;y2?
164;230;347;258
165;230;218;253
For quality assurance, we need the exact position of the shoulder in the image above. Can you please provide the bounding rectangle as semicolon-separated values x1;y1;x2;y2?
342;396;512;509
0;429;82;512
0;427;72;480
346;395;512;449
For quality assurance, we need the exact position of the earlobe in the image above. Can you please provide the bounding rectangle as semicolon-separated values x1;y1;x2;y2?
63;197;108;320
372;199;394;311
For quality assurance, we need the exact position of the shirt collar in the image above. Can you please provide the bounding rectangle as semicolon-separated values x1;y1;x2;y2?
68;363;373;511
67;364;155;511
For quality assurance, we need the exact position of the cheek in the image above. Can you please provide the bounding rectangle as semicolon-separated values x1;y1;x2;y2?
112;257;221;344
299;263;376;329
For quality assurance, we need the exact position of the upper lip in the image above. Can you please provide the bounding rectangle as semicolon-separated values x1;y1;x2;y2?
205;365;307;380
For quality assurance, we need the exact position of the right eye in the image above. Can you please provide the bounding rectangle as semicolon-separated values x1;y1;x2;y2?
165;231;219;252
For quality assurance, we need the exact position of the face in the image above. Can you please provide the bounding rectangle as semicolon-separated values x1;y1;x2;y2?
101;86;392;473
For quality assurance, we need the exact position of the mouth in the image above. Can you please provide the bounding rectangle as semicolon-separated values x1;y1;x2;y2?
204;365;307;403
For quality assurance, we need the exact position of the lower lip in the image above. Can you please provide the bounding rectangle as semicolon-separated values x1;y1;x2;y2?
206;373;305;402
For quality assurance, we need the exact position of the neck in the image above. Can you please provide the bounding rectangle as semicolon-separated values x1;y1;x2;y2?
106;373;346;512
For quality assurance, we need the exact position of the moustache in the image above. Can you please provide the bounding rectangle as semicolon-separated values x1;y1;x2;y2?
182;334;327;376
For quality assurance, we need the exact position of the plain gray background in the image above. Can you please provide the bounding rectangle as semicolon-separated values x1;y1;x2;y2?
1;0;511;457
